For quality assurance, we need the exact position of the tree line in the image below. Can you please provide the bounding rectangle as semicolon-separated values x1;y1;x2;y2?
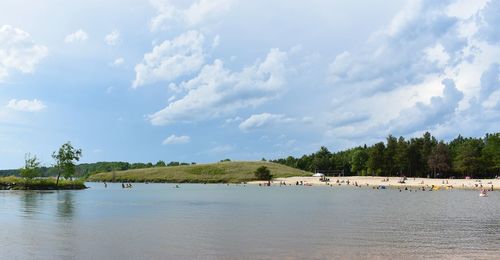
0;157;196;178
271;132;500;179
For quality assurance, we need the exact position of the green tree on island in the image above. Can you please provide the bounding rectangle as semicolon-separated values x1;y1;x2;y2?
20;153;41;181
52;142;82;185
255;166;272;181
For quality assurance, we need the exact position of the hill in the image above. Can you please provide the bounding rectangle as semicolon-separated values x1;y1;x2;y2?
87;161;311;183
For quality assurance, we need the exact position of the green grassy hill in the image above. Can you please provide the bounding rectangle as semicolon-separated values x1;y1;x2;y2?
87;161;311;183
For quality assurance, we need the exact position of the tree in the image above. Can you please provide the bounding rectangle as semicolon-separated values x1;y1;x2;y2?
421;132;437;174
407;138;424;177
367;142;385;176
312;146;333;172
167;161;180;166
394;137;409;175
254;166;272;181
384;135;398;175
52;142;82;185
20;153;41;181
155;160;166;167
427;141;451;178
350;148;368;175
454;139;484;177
482;133;500;175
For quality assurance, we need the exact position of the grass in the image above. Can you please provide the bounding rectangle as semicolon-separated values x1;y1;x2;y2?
87;161;311;183
0;176;87;190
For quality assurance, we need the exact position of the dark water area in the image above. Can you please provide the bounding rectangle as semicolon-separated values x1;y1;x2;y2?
1;183;499;259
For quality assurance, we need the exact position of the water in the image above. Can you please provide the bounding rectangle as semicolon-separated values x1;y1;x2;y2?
1;183;499;259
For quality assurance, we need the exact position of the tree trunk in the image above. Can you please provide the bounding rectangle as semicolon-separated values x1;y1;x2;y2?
56;171;61;186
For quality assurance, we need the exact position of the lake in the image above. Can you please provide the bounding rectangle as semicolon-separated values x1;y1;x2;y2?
1;183;499;259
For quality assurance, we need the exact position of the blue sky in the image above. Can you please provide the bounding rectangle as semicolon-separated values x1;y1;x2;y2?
1;0;499;168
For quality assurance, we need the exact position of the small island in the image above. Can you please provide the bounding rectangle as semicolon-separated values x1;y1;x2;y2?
0;176;86;190
1;141;87;190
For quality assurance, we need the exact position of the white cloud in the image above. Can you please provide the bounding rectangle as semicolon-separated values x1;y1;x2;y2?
239;113;295;131
104;30;120;46
112;57;125;66
6;99;46;112
477;0;500;43
424;43;450;68
148;48;288;125
162;134;190;145
65;29;88;43
389;79;464;135
0;25;48;81
318;0;500;145
328;0;466;96
133;30;204;88
212;34;220;48
150;0;233;31
225;116;242;124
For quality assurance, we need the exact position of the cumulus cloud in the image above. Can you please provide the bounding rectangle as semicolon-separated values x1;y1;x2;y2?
317;0;500;146
328;0;465;95
0;25;48;81
239;113;295;131
477;0;500;43
148;48;287;125
150;0;233;31
478;63;500;103
104;30;120;46
133;30;204;88
6;99;46;112
162;134;190;145
65;30;88;43
389;79;464;135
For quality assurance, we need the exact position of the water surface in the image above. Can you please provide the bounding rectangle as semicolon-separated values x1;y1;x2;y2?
1;183;499;259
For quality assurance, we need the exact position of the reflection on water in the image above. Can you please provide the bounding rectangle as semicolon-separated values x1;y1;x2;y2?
20;191;42;218
1;183;499;259
57;191;74;219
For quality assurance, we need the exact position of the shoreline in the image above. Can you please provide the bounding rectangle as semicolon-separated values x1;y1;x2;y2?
0;177;87;190
250;176;499;190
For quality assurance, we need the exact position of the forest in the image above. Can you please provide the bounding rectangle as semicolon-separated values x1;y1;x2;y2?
272;132;500;179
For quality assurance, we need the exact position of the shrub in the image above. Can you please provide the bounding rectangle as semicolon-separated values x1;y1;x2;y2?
254;166;272;180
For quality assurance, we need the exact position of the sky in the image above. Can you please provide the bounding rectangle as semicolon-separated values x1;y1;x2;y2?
1;0;499;169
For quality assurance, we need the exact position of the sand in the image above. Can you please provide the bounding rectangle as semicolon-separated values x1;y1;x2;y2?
251;176;500;190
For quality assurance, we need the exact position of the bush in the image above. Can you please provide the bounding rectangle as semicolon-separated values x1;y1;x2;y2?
254;166;272;180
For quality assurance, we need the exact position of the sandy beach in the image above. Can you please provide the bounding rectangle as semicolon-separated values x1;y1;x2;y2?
251;176;500;190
